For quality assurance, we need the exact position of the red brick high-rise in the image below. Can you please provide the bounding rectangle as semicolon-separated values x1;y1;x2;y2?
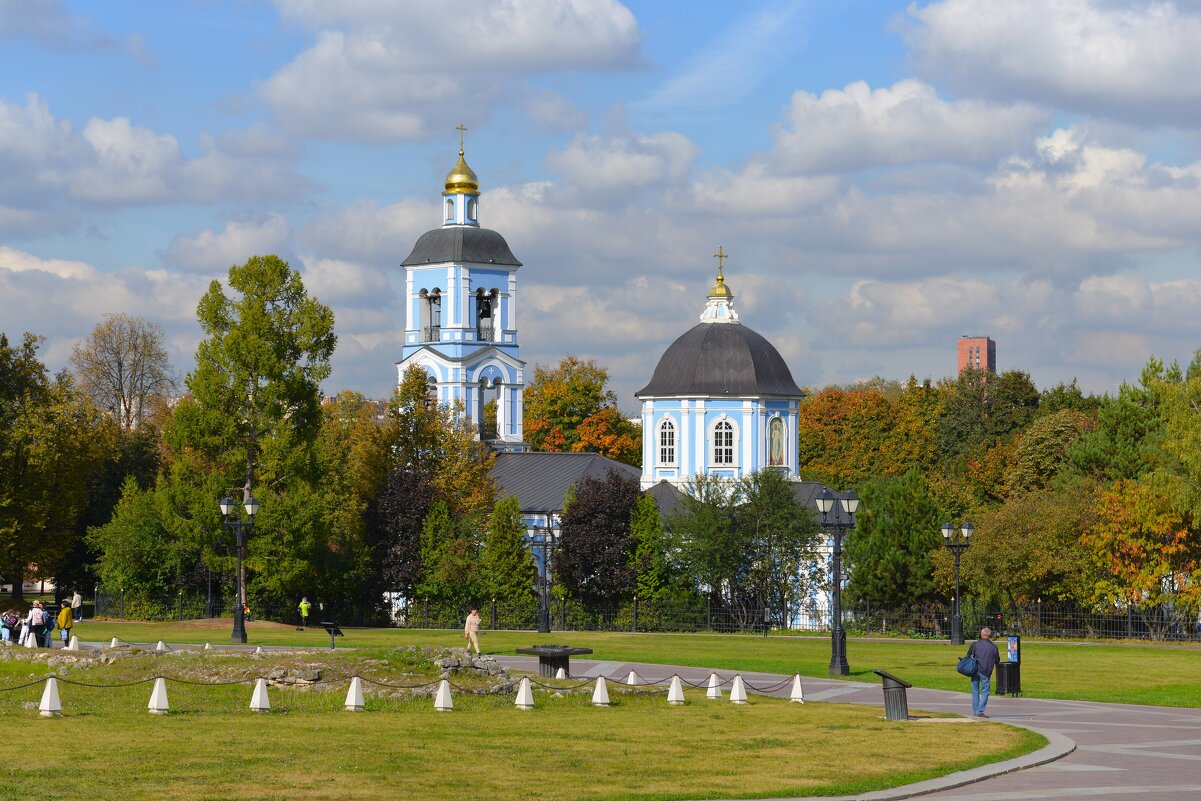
957;336;995;374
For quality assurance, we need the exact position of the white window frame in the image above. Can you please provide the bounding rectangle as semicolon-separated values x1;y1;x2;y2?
445;199;455;221
710;416;738;467
658;417;677;466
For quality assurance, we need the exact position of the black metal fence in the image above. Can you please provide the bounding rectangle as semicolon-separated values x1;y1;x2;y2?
93;588;1201;642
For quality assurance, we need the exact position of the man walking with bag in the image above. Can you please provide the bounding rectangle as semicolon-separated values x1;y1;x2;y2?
965;627;1000;717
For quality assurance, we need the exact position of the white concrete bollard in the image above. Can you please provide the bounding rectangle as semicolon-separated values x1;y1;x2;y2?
434;679;453;712
109;637;120;648
344;677;364;712
39;677;62;717
250;678;271;713
625;670;642;686
790;674;805;704
730;675;748;705
554;667;567;680
203;642;213;650
515;676;534;710
155;640;168;653
706;673;723;700
667;675;685;705
148;677;170;714
67;635;79;651
591;676;611;707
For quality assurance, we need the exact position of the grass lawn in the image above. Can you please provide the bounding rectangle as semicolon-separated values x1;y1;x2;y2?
66;618;1201;707
0;648;1039;801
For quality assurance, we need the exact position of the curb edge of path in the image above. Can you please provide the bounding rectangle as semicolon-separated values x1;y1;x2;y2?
761;723;1076;801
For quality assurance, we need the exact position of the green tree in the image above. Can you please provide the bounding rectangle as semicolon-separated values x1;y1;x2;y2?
958;481;1100;608
0;333;113;598
146;255;337;611
736;469;821;618
1068;360;1172;482
1006;409;1098;495
480;495;536;610
417;501;480;604
845;469;944;608
629;492;672;603
670;472;820;625
87;476;191;601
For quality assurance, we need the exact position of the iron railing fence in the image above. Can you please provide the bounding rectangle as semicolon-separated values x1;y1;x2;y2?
93;588;1201;642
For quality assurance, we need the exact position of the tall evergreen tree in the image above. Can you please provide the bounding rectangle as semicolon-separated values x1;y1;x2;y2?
844;469;944;608
480;495;536;609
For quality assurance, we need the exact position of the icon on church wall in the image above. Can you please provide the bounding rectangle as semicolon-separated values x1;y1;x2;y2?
769;416;785;466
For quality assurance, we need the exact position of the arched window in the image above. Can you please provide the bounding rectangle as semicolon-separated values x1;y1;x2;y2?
445;199;455;221
658;418;676;465
712;418;736;466
467;197;478;220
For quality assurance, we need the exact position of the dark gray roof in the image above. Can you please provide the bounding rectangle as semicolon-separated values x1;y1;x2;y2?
646;480;685;520
401;226;521;267
491;452;640;514
636;323;803;398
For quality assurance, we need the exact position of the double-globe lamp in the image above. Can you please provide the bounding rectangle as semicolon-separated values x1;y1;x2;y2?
817;488;859;676
941;521;973;646
219;495;259;644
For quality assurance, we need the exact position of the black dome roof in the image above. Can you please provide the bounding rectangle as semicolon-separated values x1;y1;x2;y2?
402;227;521;267
636;323;803;398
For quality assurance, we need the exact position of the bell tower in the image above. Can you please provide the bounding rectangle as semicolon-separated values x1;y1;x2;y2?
396;127;527;450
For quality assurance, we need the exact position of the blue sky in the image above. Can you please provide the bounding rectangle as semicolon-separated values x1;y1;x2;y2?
4;0;1201;411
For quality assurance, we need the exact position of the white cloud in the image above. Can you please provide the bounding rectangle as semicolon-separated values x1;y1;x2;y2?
0;94;309;233
260;0;641;141
905;0;1201;124
299;256;394;309
772;80;1048;173
160;215;293;274
546;131;698;197
522;91;588;132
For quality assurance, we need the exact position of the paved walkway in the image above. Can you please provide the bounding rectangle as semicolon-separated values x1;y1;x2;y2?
494;655;1201;801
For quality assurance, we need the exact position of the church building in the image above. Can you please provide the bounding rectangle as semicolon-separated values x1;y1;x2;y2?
395;131;527;450
636;251;805;489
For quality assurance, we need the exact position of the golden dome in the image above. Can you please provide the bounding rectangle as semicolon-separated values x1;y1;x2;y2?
709;272;733;299
709;245;733;299
443;148;479;195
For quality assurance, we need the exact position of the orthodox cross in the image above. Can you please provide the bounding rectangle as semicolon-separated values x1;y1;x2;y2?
713;245;728;279
456;123;468;153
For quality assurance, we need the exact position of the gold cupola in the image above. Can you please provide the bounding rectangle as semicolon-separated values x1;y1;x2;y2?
443;149;479;195
708;245;734;299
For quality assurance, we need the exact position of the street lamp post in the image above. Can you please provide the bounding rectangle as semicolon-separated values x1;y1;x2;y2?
219;495;259;645
817;488;859;676
941;521;974;646
531;518;559;634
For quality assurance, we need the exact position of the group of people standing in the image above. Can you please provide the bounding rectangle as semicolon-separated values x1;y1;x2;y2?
1;598;77;647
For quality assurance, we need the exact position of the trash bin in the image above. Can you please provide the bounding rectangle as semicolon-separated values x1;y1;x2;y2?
872;669;912;721
995;661;1021;696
